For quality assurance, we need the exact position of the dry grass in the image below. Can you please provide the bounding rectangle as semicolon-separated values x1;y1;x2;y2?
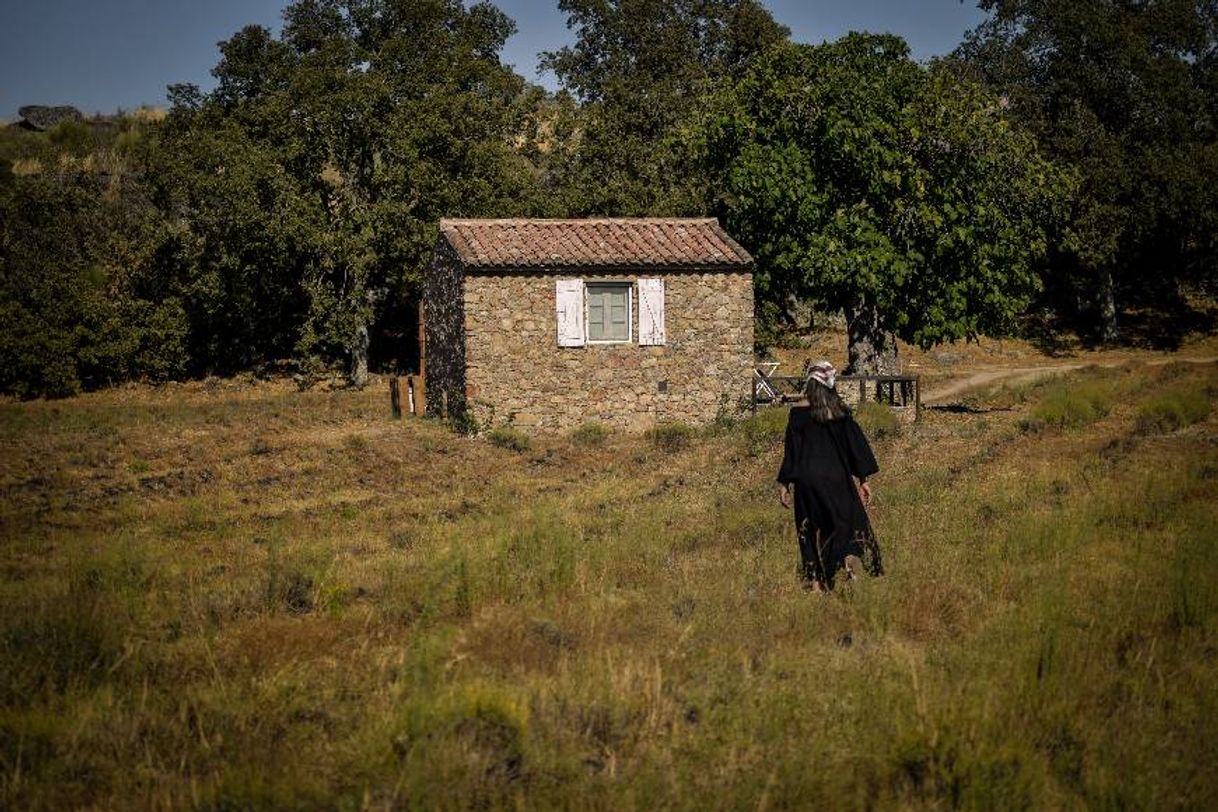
10;157;42;176
130;106;168;124
2;363;1217;808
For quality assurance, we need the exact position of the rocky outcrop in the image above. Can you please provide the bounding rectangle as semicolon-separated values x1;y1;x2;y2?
16;105;83;131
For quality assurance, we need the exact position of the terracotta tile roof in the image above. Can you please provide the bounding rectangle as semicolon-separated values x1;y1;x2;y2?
438;218;752;270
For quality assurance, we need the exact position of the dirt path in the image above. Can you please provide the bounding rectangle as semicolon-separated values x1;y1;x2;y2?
922;355;1218;405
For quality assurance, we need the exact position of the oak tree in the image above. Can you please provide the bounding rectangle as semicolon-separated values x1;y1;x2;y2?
956;0;1218;342
541;0;788;215
701;35;1071;372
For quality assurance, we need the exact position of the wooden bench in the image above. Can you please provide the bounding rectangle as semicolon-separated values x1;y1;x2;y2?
752;368;921;421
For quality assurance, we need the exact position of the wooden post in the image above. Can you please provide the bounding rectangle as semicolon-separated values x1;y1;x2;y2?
915;375;922;422
390;376;402;419
407;374;416;415
417;300;427;415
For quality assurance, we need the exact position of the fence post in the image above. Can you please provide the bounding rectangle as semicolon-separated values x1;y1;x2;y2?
390;376;402;420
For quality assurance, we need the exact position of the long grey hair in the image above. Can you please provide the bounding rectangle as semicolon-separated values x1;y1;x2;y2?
804;361;850;423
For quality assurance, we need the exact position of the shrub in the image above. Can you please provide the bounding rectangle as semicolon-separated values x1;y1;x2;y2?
1136;389;1211;434
645;422;695;452
736;407;788;456
569;421;610;447
450;407;479;436
1024;380;1113;431
0;177;190;398
856;400;901;438
487;426;531;452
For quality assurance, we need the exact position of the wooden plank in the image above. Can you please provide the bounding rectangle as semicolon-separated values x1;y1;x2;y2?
556;279;586;347
638;278;666;345
417;301;427;414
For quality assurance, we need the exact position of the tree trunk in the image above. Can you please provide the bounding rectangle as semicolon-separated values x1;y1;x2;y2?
1097;268;1118;344
843;298;899;376
349;323;369;388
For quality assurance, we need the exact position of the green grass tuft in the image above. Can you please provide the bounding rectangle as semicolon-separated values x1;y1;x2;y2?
1023;378;1115;431
1135;387;1211;434
486;426;531;451
855;399;901;438
645;421;695;452
735;406;788;456
568;421;610;447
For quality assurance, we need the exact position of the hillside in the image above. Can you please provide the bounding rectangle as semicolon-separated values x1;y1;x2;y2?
1;357;1217;807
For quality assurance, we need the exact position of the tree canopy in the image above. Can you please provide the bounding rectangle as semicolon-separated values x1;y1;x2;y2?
701;35;1072;372
152;0;541;380
955;0;1218;341
541;0;787;215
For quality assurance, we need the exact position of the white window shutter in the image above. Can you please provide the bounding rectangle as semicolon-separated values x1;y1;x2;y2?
637;278;665;346
555;279;585;347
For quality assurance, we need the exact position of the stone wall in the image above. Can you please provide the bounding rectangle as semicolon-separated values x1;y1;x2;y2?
462;270;754;431
422;239;467;419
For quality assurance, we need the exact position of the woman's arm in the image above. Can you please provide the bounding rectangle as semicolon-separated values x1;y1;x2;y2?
844;418;880;480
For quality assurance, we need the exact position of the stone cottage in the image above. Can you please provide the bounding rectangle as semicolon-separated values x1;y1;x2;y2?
423;218;754;431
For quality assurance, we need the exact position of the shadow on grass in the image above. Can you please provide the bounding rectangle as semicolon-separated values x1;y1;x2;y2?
928;403;1016;415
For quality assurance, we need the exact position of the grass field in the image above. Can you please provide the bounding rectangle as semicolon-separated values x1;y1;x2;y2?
2;361;1217;809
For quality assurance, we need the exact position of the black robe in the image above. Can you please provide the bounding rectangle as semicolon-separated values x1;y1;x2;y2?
777;408;883;586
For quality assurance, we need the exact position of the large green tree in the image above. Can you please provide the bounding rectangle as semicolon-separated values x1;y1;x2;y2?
0;173;188;397
701;35;1072;373
541;0;788;215
153;0;541;381
956;0;1218;342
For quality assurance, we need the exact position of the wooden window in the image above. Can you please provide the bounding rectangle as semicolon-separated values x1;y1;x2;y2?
586;283;631;343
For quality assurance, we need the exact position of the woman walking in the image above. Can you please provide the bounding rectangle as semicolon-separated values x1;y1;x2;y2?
777;361;883;590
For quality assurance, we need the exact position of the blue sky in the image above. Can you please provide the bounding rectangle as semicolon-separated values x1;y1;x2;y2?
1;1;987;120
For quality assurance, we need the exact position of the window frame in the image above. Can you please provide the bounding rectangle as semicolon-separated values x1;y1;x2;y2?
583;281;633;344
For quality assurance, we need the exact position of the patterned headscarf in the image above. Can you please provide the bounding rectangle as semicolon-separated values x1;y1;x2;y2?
807;360;837;390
